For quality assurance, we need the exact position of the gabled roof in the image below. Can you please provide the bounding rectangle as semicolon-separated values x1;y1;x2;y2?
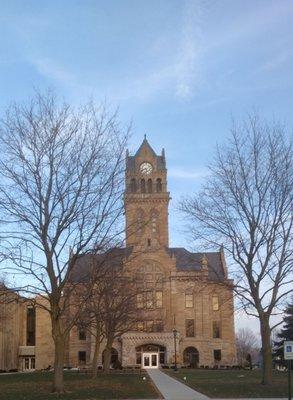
70;246;226;283
166;247;226;281
126;137;166;172
69;247;133;283
135;136;157;158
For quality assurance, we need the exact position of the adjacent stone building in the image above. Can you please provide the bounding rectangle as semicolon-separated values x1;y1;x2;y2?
0;138;236;371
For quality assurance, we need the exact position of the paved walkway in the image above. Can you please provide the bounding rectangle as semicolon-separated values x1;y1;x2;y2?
147;369;209;400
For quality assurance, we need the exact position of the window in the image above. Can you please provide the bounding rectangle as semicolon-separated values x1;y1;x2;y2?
146;320;154;332
137;321;144;331
26;306;36;346
212;295;219;311
141;179;146;193
185;319;195;337
78;329;86;341
147;238;151;247
185;292;194;308
31;357;35;369
147;179;152;193
78;351;86;364
213;321;221;338
146;291;153;309
151;209;158;234
155;320;163;332
156;291;163;308
156;178;162;192
137;293;144;309
137;209;144;235
214;349;222;361
130;178;136;193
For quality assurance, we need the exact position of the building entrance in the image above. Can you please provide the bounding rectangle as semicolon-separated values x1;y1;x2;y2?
142;352;158;369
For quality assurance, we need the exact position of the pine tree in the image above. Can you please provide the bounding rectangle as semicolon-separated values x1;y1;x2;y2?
273;298;293;368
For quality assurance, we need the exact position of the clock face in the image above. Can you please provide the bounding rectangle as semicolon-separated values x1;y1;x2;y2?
140;162;153;175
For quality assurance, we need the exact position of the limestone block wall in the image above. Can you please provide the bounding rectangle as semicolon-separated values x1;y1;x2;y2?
35;302;54;370
0;300;25;371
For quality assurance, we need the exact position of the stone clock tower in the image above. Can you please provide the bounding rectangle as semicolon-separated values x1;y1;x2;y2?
124;136;170;249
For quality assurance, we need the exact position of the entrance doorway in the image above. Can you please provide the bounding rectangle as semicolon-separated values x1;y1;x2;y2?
135;344;166;368
183;347;199;368
142;352;158;369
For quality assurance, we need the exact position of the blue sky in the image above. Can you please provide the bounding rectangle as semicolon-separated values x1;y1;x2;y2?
1;0;293;251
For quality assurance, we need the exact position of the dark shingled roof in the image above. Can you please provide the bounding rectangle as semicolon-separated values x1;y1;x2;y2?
70;247;133;283
70;246;225;283
166;247;225;281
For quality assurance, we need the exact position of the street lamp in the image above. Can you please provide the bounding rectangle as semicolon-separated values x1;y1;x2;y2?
172;328;178;371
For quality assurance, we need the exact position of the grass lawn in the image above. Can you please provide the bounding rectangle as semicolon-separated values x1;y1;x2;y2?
167;368;290;398
0;371;159;400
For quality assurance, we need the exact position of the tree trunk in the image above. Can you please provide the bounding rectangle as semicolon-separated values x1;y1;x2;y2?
92;335;101;379
52;336;65;393
260;315;272;385
103;337;114;373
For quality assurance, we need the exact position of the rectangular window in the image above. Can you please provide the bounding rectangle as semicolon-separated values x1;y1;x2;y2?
78;351;86;364
78;329;86;341
185;319;195;337
156;291;163;308
146;320;154;332
214;349;222;361
137;293;144;309
137;321;144;331
212;295;219;311
213;321;221;338
185;293;194;308
146;291;153;309
26;307;36;346
155;320;164;332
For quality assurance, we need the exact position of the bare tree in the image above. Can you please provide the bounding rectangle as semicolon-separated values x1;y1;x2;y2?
100;264;138;372
0;91;129;392
179;114;293;385
236;328;259;368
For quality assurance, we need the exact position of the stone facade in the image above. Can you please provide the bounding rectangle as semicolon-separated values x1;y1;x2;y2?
0;138;237;371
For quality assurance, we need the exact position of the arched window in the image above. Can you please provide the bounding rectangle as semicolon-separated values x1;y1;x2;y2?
102;348;119;365
130;178;136;193
183;347;199;368
141;179;146;193
156;178;162;192
147;179;152;193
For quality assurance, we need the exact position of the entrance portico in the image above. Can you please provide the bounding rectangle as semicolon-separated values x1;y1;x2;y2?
121;332;178;368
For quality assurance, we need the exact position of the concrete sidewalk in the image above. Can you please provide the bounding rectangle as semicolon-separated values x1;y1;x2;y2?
147;369;209;400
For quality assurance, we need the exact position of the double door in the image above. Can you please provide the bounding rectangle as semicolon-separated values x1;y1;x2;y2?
142;352;158;369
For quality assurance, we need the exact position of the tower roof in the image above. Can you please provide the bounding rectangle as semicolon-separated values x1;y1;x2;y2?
126;136;166;172
135;135;157;158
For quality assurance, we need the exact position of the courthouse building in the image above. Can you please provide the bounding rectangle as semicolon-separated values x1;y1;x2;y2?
0;138;236;371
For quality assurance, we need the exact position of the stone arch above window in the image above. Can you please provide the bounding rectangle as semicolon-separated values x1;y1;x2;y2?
141;179;146;193
183;347;199;368
147;178;152;193
156;178;162;192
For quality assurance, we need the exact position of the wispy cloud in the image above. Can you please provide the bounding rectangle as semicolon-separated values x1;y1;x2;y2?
168;166;209;180
174;0;205;99
260;51;292;72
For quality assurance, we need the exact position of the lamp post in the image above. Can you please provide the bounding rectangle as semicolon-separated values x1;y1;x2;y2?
172;328;178;371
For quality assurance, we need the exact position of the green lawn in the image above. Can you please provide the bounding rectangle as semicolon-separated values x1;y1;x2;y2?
0;371;159;400
166;368;291;398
